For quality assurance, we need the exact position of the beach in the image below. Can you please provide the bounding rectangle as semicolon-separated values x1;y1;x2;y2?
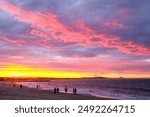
0;82;112;100
15;78;150;100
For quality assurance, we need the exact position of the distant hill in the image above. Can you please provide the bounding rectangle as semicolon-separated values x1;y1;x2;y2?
0;76;109;82
0;77;51;82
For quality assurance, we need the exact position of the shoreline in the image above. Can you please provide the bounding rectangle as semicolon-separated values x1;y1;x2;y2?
0;82;116;100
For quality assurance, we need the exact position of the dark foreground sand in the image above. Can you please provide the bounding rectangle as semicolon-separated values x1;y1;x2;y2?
0;82;114;100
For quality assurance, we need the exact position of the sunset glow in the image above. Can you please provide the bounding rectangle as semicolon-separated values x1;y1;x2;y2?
0;0;150;78
0;64;88;78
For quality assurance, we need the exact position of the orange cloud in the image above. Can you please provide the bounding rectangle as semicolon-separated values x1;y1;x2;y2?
0;1;150;54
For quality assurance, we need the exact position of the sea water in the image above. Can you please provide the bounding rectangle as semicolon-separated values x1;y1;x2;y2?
17;78;150;100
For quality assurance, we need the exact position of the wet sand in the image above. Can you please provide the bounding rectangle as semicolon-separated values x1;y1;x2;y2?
0;82;114;100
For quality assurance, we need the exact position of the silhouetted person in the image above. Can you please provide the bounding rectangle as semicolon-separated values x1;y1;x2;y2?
13;84;15;87
54;88;57;94
74;88;77;94
36;85;39;89
20;85;22;89
64;86;68;93
73;88;77;94
56;88;59;94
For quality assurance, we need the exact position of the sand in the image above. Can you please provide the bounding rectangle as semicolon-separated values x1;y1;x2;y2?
0;82;114;100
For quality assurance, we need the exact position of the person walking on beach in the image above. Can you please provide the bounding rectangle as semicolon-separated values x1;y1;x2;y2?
20;85;22;89
56;88;59;94
64;86;68;93
54;88;57;94
36;85;39;89
73;88;77;94
74;88;77;94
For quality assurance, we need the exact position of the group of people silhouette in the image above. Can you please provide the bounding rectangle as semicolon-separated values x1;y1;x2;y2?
1;82;23;89
1;82;77;95
54;87;59;94
53;86;77;94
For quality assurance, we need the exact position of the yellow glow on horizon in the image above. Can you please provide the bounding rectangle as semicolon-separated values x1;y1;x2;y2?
0;64;149;78
0;64;88;78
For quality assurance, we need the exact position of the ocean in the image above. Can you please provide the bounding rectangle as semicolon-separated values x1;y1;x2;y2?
17;78;150;100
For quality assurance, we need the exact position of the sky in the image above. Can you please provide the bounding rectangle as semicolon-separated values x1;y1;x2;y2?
0;0;150;78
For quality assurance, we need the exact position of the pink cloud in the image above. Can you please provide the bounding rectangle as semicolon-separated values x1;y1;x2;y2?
117;7;136;19
105;20;127;29
0;36;25;46
0;1;150;54
45;58;150;74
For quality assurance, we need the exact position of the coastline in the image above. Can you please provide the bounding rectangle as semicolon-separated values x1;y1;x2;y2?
0;82;115;100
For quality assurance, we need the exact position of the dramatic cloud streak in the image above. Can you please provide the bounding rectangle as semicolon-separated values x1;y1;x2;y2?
0;36;25;46
0;1;150;54
0;0;150;78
